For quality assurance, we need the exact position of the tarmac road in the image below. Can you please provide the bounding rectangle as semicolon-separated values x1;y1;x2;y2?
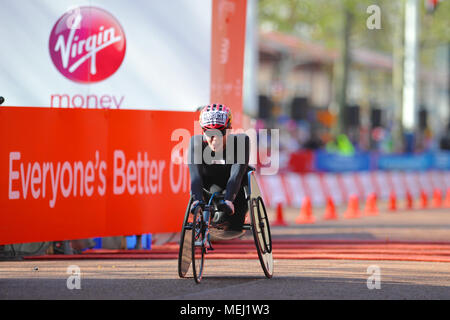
1;259;449;300
1;206;450;300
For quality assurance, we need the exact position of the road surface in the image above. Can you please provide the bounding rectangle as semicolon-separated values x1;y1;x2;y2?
1;206;450;300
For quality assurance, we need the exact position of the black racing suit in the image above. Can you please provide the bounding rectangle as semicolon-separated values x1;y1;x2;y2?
188;133;250;230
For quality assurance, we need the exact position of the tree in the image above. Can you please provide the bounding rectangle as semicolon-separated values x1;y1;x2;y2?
258;0;449;138
259;0;398;134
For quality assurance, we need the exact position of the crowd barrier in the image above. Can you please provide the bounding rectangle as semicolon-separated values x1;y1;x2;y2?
0;107;197;245
257;170;450;208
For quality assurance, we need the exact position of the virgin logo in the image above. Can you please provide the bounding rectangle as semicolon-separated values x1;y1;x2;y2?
49;7;126;83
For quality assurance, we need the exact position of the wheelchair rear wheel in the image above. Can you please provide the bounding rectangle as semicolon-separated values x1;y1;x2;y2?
191;207;206;283
248;173;273;279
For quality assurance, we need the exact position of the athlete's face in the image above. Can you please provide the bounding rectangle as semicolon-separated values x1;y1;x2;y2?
203;129;228;152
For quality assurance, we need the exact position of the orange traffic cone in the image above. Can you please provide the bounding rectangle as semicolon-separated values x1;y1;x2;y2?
389;191;397;212
323;197;338;220
272;202;288;226
295;197;315;224
432;188;442;208
445;188;450;208
344;195;361;219
405;191;414;210
420;190;428;209
364;193;379;216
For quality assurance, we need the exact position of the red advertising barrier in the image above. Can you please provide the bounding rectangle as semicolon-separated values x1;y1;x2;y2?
1;107;197;245
1;1;248;245
287;150;315;173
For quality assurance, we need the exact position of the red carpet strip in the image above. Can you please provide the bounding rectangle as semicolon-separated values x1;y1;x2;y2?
24;239;450;263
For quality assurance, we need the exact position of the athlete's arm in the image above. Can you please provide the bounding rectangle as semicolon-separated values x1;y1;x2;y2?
188;134;205;202
224;134;250;202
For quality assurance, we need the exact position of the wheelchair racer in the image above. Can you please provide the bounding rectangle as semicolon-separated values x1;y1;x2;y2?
188;104;250;231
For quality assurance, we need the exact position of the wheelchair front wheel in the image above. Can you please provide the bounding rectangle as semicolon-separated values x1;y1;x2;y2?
178;198;193;278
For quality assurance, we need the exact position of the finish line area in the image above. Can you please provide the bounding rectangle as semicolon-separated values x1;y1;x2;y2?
1;207;450;300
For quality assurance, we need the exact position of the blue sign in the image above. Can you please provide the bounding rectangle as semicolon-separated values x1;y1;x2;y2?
313;151;450;172
315;151;371;172
377;152;434;170
434;151;450;170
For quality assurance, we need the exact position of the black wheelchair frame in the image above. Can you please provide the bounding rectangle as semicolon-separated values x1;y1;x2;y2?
178;168;273;283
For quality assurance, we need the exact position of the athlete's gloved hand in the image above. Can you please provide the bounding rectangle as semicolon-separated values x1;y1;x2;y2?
190;200;205;214
218;199;235;216
225;200;235;214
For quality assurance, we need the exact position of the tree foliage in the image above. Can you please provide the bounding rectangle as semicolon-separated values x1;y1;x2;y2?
259;0;449;62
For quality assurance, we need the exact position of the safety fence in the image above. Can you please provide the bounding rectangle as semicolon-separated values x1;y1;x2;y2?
258;170;450;208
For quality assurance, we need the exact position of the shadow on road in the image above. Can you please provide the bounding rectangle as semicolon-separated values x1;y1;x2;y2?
1;275;449;300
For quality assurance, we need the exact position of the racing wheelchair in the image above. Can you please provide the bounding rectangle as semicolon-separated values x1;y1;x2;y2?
178;168;273;283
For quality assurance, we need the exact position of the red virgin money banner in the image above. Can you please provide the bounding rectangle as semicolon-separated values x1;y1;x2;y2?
1;107;196;245
210;0;247;128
